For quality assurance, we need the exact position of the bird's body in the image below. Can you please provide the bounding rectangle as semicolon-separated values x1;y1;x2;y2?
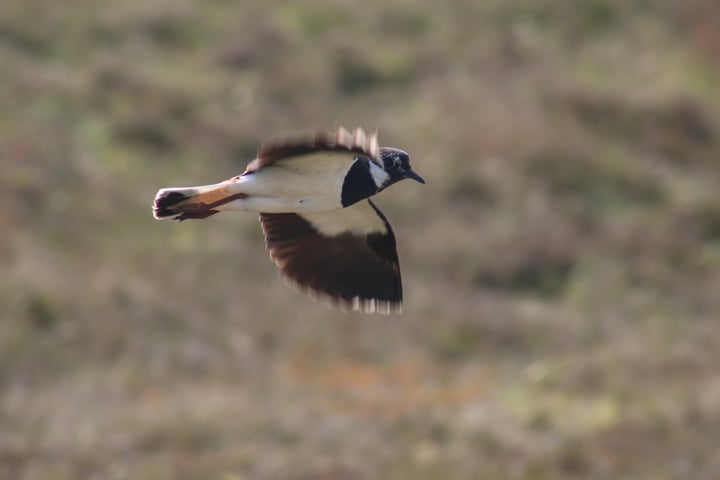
153;127;424;314
158;150;376;214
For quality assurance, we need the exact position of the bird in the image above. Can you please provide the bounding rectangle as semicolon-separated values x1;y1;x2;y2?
153;126;424;314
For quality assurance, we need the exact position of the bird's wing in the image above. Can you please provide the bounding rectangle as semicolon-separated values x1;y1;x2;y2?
259;199;402;314
244;127;380;174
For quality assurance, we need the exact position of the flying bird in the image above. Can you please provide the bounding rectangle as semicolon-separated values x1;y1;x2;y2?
153;127;424;314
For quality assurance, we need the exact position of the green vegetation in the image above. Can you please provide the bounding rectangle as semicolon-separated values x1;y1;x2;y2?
2;0;720;478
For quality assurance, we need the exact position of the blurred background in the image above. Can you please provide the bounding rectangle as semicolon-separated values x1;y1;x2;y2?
2;0;720;478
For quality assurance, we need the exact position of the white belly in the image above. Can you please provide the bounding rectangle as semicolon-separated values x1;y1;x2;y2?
220;154;351;213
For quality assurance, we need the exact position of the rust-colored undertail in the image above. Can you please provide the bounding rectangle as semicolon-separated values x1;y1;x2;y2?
153;184;247;221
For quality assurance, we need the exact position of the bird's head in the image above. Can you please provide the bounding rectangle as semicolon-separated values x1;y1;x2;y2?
379;147;425;187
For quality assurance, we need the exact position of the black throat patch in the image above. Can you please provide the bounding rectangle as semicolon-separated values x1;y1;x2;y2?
341;157;379;207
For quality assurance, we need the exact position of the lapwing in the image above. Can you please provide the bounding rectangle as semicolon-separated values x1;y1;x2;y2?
153;127;424;314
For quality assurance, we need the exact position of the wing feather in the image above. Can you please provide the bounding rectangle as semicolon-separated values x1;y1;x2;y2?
259;200;402;314
245;127;380;174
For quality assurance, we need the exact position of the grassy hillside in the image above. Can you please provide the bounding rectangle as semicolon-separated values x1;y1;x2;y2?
2;0;720;478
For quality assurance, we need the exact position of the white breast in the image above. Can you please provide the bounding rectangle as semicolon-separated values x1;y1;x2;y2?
220;151;360;213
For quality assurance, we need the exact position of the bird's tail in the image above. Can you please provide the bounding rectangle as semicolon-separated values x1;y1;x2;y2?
153;181;247;221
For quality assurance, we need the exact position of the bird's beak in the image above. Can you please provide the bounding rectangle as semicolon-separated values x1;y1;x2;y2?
405;169;425;184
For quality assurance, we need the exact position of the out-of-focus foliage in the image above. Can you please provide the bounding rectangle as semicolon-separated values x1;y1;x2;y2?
2;0;720;478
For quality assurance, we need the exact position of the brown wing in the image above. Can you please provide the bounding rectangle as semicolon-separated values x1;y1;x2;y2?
259;200;402;314
244;127;380;174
